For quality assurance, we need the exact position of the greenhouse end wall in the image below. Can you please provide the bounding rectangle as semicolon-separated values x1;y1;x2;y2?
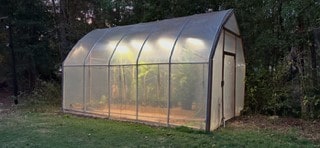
63;9;245;131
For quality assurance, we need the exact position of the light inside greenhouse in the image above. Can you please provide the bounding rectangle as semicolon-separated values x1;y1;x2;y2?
62;9;245;131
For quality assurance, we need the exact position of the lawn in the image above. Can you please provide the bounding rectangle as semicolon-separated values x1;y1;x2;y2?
0;106;319;148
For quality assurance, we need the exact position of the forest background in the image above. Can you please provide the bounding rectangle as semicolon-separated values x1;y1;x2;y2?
0;0;319;118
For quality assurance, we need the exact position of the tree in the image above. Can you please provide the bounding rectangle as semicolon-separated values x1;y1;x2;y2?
0;0;58;91
222;0;320;118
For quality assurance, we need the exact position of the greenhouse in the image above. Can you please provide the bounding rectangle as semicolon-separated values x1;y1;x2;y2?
62;9;245;131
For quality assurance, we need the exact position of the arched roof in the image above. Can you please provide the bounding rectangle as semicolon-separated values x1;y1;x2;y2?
64;9;238;66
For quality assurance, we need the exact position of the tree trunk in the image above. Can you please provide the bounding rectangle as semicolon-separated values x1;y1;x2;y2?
312;28;319;89
309;28;320;116
58;0;68;62
28;55;37;91
296;15;307;118
8;23;18;104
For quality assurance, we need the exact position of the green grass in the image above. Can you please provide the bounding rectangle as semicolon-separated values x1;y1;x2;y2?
0;108;318;148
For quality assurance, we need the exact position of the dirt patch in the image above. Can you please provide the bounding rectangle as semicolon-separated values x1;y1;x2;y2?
0;89;13;106
0;89;14;115
229;115;320;143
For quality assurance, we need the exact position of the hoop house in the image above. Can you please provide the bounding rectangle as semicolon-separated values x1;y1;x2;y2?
63;9;245;131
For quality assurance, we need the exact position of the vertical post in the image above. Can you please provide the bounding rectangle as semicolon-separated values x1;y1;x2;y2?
108;66;111;117
311;28;319;90
135;64;138;120
83;65;86;111
206;60;213;131
8;24;18;104
221;30;226;127
167;64;171;126
234;37;237;117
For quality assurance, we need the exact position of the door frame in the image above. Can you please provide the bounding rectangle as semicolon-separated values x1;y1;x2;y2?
222;52;236;121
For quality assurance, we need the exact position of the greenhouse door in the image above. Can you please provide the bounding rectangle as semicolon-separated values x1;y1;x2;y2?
223;54;235;121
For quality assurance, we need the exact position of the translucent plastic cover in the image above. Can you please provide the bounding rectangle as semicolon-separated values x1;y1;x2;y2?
64;10;233;66
138;65;169;123
110;24;153;65
170;64;208;129
63;9;245;131
138;17;188;64
64;29;106;65
171;12;227;63
85;26;131;65
63;66;84;111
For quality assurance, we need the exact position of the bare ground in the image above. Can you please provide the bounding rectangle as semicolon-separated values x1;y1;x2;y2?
0;89;13;114
229;115;320;143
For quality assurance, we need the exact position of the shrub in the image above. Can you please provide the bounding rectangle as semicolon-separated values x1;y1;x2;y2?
13;79;61;112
